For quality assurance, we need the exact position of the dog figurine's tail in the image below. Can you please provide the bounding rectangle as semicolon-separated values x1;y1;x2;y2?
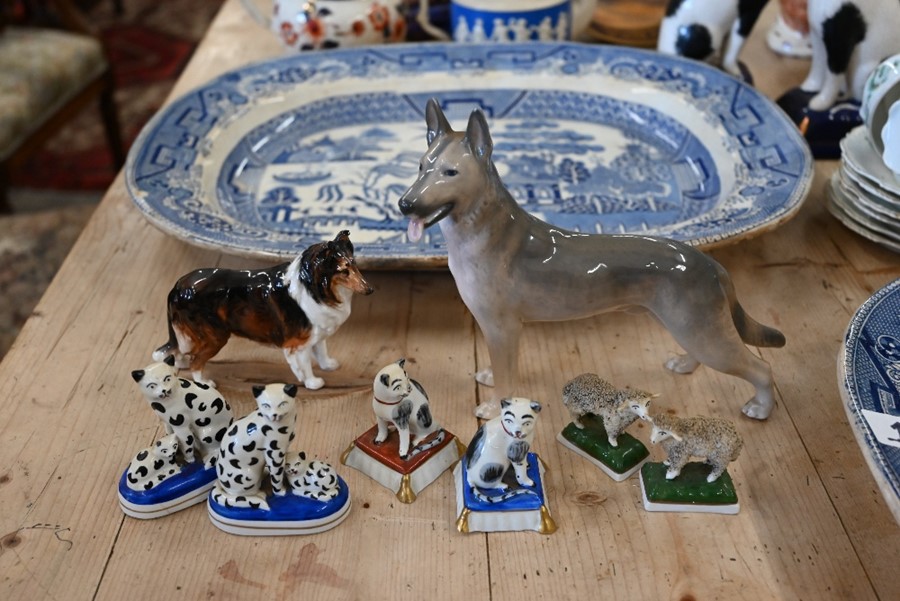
718;263;786;349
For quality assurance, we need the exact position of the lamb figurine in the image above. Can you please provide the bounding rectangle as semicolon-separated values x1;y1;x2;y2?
562;373;654;447
649;413;743;483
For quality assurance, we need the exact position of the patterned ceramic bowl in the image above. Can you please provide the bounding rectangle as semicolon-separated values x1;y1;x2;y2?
861;54;900;176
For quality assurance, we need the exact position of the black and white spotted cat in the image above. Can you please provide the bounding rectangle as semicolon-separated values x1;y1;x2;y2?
125;434;179;491
286;451;341;501
131;356;233;466
211;384;298;510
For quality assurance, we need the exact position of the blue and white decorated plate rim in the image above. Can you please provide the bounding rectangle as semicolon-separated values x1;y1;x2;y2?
839;277;900;524
125;42;813;269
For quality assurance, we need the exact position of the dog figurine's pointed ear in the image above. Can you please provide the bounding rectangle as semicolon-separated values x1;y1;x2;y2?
283;383;298;398
425;98;452;146
164;355;176;367
396;358;406;369
332;229;353;255
465;109;493;160
252;385;265;398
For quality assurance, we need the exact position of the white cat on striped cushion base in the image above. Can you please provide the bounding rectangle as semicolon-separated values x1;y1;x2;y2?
463;397;541;503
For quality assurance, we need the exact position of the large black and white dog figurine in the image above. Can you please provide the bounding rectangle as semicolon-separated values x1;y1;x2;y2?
660;0;900;111
802;0;900;111
657;0;769;76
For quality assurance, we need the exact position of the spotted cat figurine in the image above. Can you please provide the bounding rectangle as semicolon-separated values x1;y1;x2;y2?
286;451;341;501
211;383;298;510
124;434;180;491
131;356;233;466
464;397;541;503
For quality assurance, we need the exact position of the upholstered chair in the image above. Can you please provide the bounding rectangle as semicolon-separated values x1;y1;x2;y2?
0;0;124;212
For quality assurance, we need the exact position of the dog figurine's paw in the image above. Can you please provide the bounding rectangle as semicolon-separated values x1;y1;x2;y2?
474;368;494;387
317;356;340;371
190;371;217;388
474;401;499;419
741;397;773;420
304;376;325;390
664;353;700;375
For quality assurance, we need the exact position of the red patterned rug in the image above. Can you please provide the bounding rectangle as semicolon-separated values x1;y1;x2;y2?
11;0;225;190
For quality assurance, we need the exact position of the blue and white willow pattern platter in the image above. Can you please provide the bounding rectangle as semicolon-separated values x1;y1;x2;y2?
125;42;813;268
840;278;900;525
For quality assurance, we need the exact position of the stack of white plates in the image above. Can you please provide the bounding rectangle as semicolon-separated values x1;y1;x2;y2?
827;126;900;252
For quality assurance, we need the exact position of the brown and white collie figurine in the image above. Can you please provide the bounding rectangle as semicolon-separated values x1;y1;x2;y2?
153;230;373;389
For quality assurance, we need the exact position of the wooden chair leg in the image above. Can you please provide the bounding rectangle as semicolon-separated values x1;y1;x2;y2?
0;162;10;214
99;71;125;170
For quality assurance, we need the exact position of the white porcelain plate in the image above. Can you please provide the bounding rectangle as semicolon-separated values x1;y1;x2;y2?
827;170;900;253
126;42;813;268
842;125;900;200
839;278;900;525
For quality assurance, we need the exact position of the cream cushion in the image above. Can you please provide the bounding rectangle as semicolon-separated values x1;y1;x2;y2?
0;27;107;161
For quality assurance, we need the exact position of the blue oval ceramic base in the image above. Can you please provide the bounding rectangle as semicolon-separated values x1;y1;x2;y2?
776;87;862;159
207;478;352;536
118;461;217;519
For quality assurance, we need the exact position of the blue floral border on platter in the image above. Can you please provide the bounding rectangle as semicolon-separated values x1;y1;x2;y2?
125;42;812;266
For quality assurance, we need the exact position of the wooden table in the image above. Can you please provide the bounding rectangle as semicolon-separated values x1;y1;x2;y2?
2;2;898;599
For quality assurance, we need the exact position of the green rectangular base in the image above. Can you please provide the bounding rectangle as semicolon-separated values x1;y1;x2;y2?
557;415;649;482
640;462;739;514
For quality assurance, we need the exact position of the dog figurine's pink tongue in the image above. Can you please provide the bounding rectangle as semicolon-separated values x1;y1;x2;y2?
407;218;425;242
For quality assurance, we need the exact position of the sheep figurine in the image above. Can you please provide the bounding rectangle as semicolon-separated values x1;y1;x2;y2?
649;413;743;483
562;373;654;447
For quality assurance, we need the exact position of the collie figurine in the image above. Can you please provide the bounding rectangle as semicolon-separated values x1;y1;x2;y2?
398;100;785;420
153;230;373;389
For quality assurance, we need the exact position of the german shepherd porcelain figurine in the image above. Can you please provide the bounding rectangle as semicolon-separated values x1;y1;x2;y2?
398;100;785;420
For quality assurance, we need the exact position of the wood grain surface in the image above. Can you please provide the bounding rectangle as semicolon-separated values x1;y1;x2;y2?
0;2;897;599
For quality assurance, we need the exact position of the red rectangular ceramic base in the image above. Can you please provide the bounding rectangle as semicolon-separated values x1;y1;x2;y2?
353;425;456;475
